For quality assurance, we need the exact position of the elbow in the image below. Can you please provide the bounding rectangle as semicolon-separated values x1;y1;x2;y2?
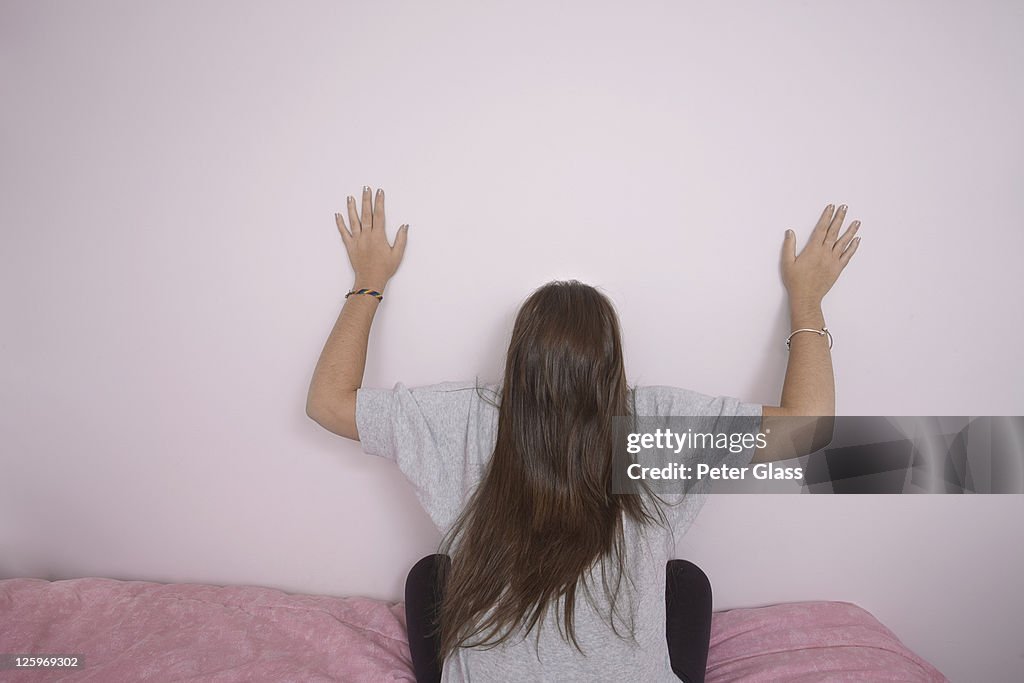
306;390;337;426
305;383;338;423
305;389;323;421
787;403;834;454
809;415;835;454
781;408;834;456
305;392;359;440
306;401;330;428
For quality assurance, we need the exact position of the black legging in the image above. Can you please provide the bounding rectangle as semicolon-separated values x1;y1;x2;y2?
405;555;712;683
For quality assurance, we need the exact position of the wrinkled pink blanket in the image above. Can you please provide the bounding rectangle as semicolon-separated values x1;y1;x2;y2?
0;577;948;682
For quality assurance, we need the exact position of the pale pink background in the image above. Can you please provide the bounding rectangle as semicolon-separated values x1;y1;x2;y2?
2;2;1022;680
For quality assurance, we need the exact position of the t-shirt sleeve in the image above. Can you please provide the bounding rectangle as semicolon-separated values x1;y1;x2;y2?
355;380;481;533
635;385;764;469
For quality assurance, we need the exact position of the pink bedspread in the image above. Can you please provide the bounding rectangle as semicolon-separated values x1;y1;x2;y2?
0;577;948;682
705;601;948;682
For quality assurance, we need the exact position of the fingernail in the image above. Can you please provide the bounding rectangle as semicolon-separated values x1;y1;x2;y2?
347;196;353;203
839;204;847;211
363;185;370;193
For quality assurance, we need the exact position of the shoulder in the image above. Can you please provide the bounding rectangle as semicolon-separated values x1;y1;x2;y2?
360;378;499;398
362;379;502;416
633;385;707;400
631;384;713;412
630;386;761;426
410;379;501;407
412;378;500;394
417;379;481;392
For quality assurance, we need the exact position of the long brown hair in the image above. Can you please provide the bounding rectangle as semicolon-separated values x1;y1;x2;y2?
436;279;666;658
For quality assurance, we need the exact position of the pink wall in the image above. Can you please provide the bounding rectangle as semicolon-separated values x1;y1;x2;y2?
2;2;1022;680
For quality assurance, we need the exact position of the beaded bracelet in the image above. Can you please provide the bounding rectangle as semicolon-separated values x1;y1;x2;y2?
345;288;383;301
786;326;832;351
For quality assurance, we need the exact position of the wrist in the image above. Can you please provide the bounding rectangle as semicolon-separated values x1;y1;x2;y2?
351;277;389;293
788;295;822;315
788;297;824;329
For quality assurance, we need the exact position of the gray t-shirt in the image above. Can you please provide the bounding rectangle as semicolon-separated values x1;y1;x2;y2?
356;379;762;682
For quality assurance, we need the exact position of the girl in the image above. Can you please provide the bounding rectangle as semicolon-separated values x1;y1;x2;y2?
307;186;860;682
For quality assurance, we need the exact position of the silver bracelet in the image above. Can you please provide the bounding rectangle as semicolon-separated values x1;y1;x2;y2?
786;326;833;351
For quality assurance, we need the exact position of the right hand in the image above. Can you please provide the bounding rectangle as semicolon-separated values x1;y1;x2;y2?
781;203;861;306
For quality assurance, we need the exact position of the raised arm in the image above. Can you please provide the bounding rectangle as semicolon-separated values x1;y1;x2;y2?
754;203;861;463
306;185;409;440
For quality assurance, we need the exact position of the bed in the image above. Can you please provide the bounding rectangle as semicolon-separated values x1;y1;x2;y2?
0;576;949;681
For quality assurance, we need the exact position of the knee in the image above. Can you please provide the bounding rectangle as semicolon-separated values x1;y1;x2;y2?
666;559;711;593
411;553;446;573
407;554;450;589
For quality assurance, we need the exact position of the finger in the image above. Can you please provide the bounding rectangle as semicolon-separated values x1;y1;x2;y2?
361;185;373;231
811;204;834;244
839;236;861;266
783;229;797;265
335;212;353;247
347;195;361;234
834;219;860;253
393;224;409;261
825;204;848;244
373;188;385;236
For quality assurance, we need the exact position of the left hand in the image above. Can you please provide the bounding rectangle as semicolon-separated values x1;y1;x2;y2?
335;185;409;290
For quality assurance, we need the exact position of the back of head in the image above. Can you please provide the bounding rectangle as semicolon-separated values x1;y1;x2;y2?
501;280;629;524
438;279;659;657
